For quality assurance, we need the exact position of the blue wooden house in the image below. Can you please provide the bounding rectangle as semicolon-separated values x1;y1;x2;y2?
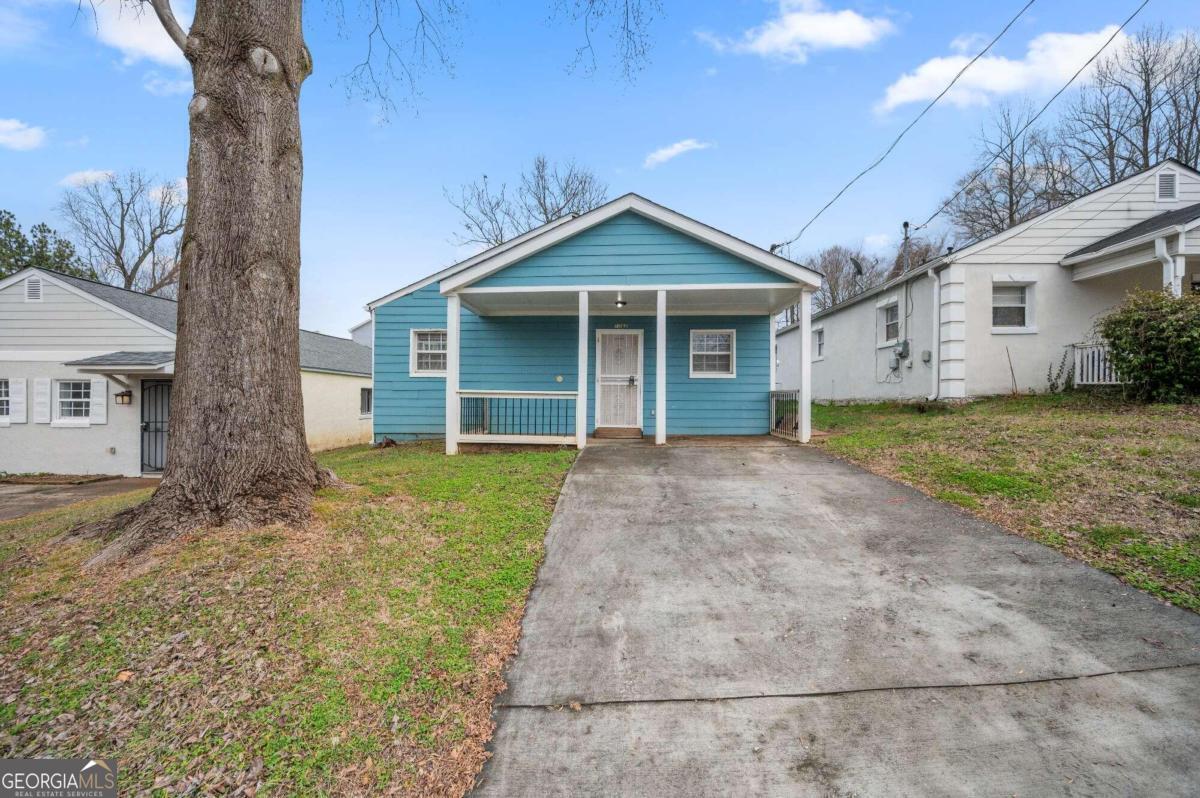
366;194;821;453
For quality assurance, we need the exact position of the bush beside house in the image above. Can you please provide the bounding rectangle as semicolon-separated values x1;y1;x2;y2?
1099;290;1200;402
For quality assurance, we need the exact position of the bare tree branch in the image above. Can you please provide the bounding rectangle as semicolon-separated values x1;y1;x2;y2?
447;155;608;247
148;0;188;52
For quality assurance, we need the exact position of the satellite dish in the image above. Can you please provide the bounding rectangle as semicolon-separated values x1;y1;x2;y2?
850;257;864;277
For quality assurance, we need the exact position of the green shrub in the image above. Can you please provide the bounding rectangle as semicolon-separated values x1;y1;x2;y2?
1098;290;1200;402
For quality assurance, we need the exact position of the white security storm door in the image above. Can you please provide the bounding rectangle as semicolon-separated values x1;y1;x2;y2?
596;330;643;428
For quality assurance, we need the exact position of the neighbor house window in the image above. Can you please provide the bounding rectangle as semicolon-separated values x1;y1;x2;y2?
360;387;373;415
0;379;9;418
409;329;447;376
880;304;900;343
992;285;1029;328
56;380;91;419
690;330;735;377
814;328;825;359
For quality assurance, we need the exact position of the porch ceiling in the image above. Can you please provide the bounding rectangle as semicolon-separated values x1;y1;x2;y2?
456;286;804;317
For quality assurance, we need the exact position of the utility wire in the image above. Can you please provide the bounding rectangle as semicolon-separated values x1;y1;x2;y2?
914;0;1152;232
772;0;1039;252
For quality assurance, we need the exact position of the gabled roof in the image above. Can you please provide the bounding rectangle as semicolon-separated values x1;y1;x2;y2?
1063;201;1200;260
65;351;175;367
439;193;822;293
366;193;822;309
4;268;372;377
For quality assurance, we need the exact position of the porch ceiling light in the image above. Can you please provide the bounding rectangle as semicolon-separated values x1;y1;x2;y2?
614;291;627;308
114;390;133;405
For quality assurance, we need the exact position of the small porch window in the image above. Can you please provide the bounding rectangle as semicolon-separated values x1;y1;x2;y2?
360;387;373;415
56;380;91;419
992;285;1029;328
814;328;825;360
690;330;735;378
410;329;447;376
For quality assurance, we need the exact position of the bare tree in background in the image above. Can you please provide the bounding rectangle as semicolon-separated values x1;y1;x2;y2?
448;156;609;247
804;245;888;312
59;171;185;297
946;103;1053;240
67;0;658;567
885;231;951;280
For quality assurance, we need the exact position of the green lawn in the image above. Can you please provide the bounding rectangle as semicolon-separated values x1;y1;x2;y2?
0;442;575;796
813;395;1200;611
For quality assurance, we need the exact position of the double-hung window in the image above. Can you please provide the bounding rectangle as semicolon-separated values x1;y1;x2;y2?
410;329;447;376
56;380;91;420
992;285;1029;329
360;387;373;415
880;304;900;344
690;330;735;377
0;379;9;418
814;328;825;360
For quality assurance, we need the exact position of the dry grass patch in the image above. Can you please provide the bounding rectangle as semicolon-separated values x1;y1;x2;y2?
813;395;1200;611
0;442;575;796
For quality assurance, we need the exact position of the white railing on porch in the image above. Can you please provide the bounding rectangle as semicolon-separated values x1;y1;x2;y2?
1073;343;1122;386
769;390;801;441
457;390;578;445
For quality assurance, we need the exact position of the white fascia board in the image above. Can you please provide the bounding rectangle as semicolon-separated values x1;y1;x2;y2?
456;282;801;293
364;215;578;310
439;194;823;294
72;362;176;374
10;269;177;340
1060;225;1186;266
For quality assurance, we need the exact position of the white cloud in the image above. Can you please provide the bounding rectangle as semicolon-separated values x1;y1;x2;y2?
150;177;187;202
863;233;892;252
878;26;1125;113
91;0;193;66
643;139;714;169
60;169;113;187
697;0;894;64
0;4;44;52
0;118;47;150
143;70;193;96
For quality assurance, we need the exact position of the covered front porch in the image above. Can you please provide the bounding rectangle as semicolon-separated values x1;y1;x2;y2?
441;285;815;453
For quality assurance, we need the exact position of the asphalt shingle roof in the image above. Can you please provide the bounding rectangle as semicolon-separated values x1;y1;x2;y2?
43;270;371;377
1064;201;1200;259
64;351;175;367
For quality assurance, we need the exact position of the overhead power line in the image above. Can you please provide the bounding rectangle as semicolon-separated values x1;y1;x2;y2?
772;0;1039;252
914;0;1151;232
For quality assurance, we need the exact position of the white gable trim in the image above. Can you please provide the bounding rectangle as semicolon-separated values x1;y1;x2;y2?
438;194;822;294
942;161;1197;265
0;269;177;340
364;214;578;310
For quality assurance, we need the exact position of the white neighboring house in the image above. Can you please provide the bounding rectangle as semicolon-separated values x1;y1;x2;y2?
777;160;1200;401
349;317;373;349
0;268;374;478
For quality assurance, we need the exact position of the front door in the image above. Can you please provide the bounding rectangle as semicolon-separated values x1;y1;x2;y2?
596;330;643;428
141;380;171;473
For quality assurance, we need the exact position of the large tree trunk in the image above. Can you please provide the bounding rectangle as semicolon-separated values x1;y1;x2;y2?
71;0;330;567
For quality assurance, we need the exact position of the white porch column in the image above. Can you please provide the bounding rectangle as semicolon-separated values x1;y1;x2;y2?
799;290;812;443
445;294;461;455
768;313;777;390
655;290;667;445
1173;254;1186;298
576;291;588;449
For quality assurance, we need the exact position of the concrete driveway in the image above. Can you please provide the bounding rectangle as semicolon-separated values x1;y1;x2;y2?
0;478;157;521
475;443;1200;796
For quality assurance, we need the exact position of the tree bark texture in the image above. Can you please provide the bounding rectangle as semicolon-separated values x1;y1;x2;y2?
73;0;328;567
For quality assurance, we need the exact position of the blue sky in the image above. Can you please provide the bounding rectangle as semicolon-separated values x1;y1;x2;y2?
3;0;1199;335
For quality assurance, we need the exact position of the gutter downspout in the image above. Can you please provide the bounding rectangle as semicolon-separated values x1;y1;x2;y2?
1154;236;1178;296
927;265;944;401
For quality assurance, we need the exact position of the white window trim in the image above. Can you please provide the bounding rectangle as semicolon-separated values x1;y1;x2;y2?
409;328;448;378
1156;168;1178;203
878;302;900;348
990;281;1037;334
689;328;736;379
50;379;92;428
812;326;825;362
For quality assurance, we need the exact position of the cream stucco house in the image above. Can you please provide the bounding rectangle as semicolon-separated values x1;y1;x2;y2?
0;268;373;477
776;160;1200;401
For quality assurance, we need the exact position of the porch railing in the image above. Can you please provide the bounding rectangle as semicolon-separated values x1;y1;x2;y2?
1073;343;1122;386
769;390;801;441
458;390;577;444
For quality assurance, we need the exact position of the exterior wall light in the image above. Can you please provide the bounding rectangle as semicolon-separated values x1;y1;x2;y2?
614;291;627;308
114;390;133;405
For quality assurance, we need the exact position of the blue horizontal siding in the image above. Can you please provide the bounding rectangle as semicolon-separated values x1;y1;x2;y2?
474;212;784;287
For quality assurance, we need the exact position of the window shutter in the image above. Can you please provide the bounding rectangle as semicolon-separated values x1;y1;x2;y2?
90;378;108;424
33;378;51;423
10;378;26;423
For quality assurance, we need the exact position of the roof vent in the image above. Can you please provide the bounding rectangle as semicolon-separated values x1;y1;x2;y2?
24;276;42;302
1157;171;1177;201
